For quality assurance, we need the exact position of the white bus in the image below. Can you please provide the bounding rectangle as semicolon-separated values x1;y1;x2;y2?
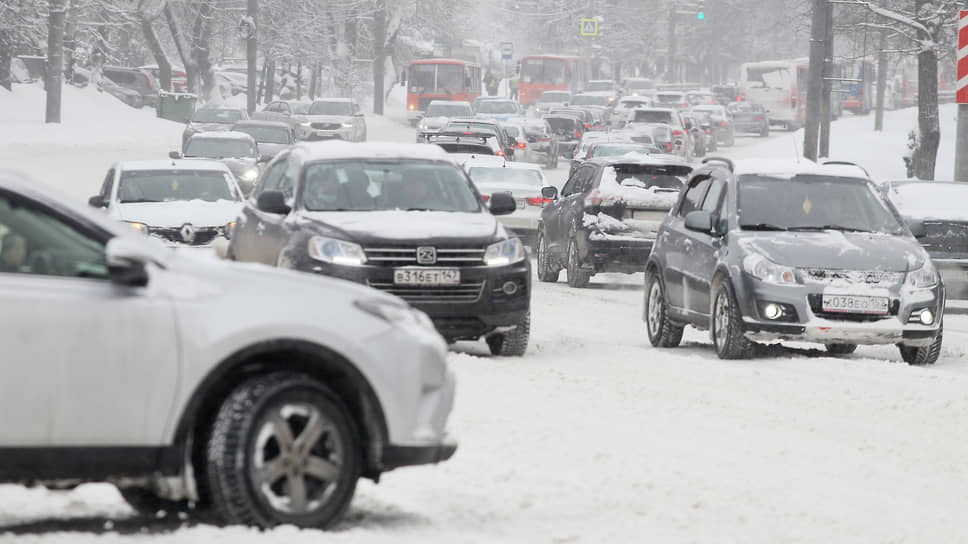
739;58;841;131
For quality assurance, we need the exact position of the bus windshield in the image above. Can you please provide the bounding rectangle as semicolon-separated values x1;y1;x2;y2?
410;63;465;94
521;58;567;85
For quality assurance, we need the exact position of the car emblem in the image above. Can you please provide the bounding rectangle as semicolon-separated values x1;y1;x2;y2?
416;246;437;265
180;223;196;244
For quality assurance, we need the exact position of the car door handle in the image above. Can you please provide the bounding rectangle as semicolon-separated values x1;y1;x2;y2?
256;221;266;235
684;239;693;252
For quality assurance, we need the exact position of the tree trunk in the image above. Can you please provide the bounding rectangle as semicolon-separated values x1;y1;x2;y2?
0;29;12;91
63;0;77;86
141;15;171;91
295;61;302;100
915;47;940;180
45;0;68;124
245;0;257;113
264;58;275;102
164;3;197;92
309;61;318;99
371;0;387;115
190;0;217;103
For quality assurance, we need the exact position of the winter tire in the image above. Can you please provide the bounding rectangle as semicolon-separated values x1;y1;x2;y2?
206;372;361;529
486;311;531;357
899;329;943;366
825;343;858;355
711;280;753;360
645;271;684;348
536;231;561;283
566;237;591;288
119;487;192;518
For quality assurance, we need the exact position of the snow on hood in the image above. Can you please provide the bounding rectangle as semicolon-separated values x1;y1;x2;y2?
421;117;450;129
886;182;968;222
301;210;501;242
598;166;680;210
304;114;351;123
738;231;924;271
118;200;243;228
188;122;232;132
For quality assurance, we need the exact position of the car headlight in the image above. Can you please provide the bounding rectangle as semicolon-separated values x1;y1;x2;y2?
299;121;311;127
743;253;796;284
906;259;939;289
341;122;354;128
127;221;150;235
223;220;237;239
239;168;258;182
484;238;526;267
355;298;436;332
307;235;367;266
418;121;429;130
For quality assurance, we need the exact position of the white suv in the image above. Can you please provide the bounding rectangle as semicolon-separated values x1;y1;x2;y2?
0;171;456;528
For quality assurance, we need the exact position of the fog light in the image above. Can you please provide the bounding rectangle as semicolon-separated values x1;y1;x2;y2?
763;303;783;320
920;309;934;325
502;281;518;295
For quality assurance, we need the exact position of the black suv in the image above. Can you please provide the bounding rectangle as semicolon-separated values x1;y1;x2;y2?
536;156;691;288
645;158;944;363
228;142;532;356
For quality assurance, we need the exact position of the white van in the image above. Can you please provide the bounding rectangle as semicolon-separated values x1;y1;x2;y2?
739;58;841;131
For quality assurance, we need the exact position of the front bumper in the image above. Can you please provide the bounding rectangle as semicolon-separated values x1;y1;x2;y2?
307;128;353;141
736;273;944;347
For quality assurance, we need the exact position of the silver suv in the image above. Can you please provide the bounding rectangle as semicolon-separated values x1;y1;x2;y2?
0;170;456;528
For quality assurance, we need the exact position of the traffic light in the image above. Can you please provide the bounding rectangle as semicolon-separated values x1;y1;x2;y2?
697;0;705;20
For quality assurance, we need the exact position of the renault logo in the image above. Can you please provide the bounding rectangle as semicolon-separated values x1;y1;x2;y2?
416;246;437;265
180;223;196;244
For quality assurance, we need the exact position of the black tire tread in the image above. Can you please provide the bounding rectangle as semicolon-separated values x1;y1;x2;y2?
487;311;531;357
566;238;591;288
825;343;858;355
645;272;684;348
536;231;561;283
713;281;754;360
899;330;943;366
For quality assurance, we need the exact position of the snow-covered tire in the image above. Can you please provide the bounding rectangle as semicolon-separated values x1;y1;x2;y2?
825;343;858;355
566;237;591;288
899;329;943;366
536;230;561;283
645;271;684;348
487;311;531;357
205;372;360;529
119;487;192;518
711;280;754;360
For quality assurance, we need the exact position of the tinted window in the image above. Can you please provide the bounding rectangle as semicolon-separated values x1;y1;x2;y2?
255;159;288;197
185;138;256;159
679;177;712;216
546;117;577;136
631;110;674;124
701;179;726;213
192;109;243;123
234;125;291;144
613;165;688;191
99;169;115;198
426;103;472;117
477;101;518;114
118;170;238;203
301;160;480;213
521;59;566;84
309;101;352;116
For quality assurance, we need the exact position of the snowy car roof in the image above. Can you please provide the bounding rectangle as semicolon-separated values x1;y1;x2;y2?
291;141;455;163
115;160;233;172
428;100;471;107
731;159;871;180
232;120;290;129
190;131;256;142
588;155;692;169
311;97;353;103
463;156;542;171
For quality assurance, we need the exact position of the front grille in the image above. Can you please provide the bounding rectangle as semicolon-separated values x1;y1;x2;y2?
363;246;485;267
807;294;899;322
800;268;904;287
151;227;220;246
367;281;484;303
311;122;341;130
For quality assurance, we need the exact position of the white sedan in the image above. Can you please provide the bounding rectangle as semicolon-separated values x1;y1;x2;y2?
88;159;244;253
463;156;552;242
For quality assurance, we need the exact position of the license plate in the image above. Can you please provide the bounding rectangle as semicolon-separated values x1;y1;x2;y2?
393;268;460;286
821;294;889;315
516;198;527;209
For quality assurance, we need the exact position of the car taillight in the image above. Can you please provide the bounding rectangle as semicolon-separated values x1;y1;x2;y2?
721;122;727;127
584;188;602;207
585;123;590;129
755;116;762;121
143;73;153;90
665;142;673;152
482;195;490;202
497;150;505;156
526;197;551;207
576;131;582;138
517;141;526;149
705;130;711;135
672;129;684;136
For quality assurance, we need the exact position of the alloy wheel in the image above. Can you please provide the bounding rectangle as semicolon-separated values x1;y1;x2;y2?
714;290;730;351
647;280;663;336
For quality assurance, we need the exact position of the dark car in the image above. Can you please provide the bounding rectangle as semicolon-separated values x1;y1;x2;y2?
228;142;532;356
536;156;691;288
645;158;944;364
882;180;968;299
726;102;770;137
568;141;657;179
182;107;249;150
231;120;295;162
102;66;159;107
545;114;583;158
173;131;262;196
442;119;516;159
691;105;736;146
680;113;708;157
251;100;314;139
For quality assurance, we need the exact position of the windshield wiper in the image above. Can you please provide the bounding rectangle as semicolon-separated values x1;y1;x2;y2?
121;199;162;204
740;223;788;231
788;225;872;233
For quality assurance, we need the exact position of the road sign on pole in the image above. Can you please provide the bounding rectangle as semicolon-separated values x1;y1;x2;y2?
958;11;968;104
581;19;598;36
954;9;968;180
501;42;513;60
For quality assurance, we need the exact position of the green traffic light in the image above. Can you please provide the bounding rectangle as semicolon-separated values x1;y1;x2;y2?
697;12;705;20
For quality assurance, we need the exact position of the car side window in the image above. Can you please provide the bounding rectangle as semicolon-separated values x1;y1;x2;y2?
0;193;109;279
561;170;582;197
678;176;712;217
99;169;115;200
253;156;288;198
581;166;601;192
280;102;291;115
701;179;726;214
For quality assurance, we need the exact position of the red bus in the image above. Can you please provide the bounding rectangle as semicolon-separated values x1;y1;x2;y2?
518;55;588;106
407;58;482;125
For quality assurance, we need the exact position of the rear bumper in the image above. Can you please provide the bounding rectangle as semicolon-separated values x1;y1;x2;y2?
382;442;457;469
733;122;766;133
586;236;653;273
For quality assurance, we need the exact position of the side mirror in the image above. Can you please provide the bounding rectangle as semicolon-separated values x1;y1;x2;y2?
685;210;715;234
105;236;164;288
256;190;291;215
88;195;107;208
169;151;182;159
907;218;927;239
488;191;516;216
541;186;559;200
258;154;274;163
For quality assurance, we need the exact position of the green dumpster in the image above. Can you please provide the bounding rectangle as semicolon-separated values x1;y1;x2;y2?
156;91;197;123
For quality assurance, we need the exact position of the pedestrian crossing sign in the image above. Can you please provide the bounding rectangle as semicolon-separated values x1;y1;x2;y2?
581;19;598;36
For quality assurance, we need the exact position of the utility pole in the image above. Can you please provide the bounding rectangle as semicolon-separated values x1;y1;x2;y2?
874;29;888;132
955;3;968;181
45;0;68;124
803;0;828;161
245;0;257;114
666;6;677;83
819;1;833;158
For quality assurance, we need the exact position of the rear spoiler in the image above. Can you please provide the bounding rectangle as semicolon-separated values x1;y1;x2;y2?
427;131;496;143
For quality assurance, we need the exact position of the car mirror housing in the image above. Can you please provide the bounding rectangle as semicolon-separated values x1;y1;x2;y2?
105;236;165;287
257;190;292;215
685;210;715;234
88;195;107;208
541;186;559;200
906;218;927;239
488;192;516;216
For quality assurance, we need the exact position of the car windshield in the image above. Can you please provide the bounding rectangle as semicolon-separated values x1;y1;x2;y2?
585;81;613;92
693;106;725;117
291;103;311;114
887;183;968;220
468;167;543;188
234;126;290;144
728;102;761;114
626;79;654;90
477;101;518;114
546;117;578;136
426;103;471;117
620;100;651;110
614;165;688;190
309;101;352;116
192;109;242;124
185;138;255;159
118;170;238;203
656;94;683;105
591;144;653;157
301;160;481;212
538;92;570;103
521;58;566;84
631;110;673;124
739;175;904;234
572;95;610;106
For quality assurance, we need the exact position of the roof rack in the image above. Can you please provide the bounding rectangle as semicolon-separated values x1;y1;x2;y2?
821;160;871;179
701;156;735;172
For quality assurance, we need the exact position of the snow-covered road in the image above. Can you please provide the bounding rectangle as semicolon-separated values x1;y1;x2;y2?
2;84;968;543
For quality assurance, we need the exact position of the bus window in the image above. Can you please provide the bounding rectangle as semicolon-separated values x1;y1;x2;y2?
521;58;567;84
437;64;464;94
410;64;435;93
745;66;791;89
